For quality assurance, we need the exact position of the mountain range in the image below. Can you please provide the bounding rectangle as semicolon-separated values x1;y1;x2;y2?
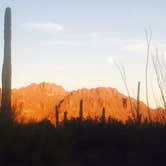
0;82;164;125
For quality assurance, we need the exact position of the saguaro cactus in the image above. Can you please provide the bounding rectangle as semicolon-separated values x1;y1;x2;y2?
64;111;68;124
56;106;59;127
136;81;141;123
1;7;12;113
79;99;83;121
101;107;106;124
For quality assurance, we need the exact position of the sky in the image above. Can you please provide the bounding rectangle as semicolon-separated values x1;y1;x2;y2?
0;0;166;108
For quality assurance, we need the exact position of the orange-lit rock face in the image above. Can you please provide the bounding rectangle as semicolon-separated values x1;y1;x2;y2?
10;82;67;124
0;83;165;125
57;87;158;123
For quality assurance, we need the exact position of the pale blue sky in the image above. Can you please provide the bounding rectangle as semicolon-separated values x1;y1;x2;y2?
0;0;166;107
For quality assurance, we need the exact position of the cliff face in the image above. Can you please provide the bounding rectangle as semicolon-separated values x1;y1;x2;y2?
0;83;163;125
57;87;157;123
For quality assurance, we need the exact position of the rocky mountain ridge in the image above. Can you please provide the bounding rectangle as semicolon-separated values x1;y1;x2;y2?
0;82;164;125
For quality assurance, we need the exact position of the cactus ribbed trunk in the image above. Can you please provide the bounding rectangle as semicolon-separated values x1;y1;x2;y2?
1;7;12;113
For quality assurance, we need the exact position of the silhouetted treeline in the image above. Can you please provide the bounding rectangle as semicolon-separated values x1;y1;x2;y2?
0;118;165;166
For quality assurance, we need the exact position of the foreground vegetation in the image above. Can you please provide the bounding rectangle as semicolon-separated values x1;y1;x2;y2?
0;118;165;166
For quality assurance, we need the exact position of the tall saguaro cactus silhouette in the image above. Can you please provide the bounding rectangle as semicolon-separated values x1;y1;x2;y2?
1;7;12;113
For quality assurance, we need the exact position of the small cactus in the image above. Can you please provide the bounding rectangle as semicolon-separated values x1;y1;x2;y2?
79;99;83;121
64;111;68;124
136;81;141;124
55;106;59;127
101;107;106;124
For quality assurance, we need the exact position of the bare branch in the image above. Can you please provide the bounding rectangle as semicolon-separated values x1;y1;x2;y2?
144;27;152;121
114;61;135;119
